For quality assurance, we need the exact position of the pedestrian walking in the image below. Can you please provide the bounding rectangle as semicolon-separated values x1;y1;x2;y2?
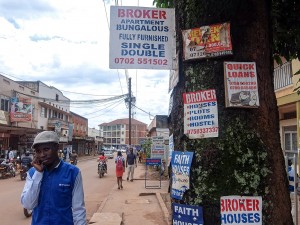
126;147;137;182
115;151;125;189
21;131;86;225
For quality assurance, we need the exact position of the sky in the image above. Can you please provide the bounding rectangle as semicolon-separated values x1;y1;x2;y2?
0;0;171;129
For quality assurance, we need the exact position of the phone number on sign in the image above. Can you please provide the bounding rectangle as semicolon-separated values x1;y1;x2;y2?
114;58;168;65
187;127;218;134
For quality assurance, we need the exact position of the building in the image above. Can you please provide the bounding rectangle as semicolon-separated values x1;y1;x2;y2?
147;115;169;139
88;127;103;154
70;111;89;156
99;118;147;149
274;59;300;161
0;76;72;155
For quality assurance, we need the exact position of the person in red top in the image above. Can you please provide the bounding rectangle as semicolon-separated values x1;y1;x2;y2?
98;152;107;172
115;151;125;189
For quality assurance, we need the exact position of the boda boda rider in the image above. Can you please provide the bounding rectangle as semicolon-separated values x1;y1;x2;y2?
98;152;107;172
21;151;32;168
21;131;86;225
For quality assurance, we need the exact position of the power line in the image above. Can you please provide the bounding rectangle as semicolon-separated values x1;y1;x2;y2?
88;99;125;119
132;103;155;118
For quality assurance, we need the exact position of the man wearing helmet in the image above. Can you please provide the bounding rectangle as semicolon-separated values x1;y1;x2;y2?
21;131;86;225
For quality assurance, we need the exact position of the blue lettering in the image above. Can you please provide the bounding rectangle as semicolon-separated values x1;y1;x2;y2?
254;213;260;222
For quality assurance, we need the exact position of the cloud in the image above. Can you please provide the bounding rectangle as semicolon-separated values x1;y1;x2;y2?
0;0;56;20
0;0;171;128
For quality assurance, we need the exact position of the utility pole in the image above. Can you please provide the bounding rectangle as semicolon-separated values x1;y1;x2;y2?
128;78;132;146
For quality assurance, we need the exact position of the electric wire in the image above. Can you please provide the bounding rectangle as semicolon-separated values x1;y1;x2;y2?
87;99;125;119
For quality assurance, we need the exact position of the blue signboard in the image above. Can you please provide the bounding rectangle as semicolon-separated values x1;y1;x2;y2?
171;151;194;200
145;158;162;166
172;203;203;225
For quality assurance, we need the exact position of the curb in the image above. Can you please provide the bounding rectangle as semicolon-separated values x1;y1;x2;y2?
156;192;171;225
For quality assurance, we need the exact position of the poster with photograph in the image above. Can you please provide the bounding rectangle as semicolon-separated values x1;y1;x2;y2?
224;62;259;108
10;97;32;122
182;22;232;60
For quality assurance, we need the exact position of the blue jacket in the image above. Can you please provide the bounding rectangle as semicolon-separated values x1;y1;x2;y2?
28;162;79;225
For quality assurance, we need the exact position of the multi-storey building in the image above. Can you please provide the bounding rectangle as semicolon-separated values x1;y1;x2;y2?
99;118;147;149
71;111;89;155
274;59;300;161
0;74;88;156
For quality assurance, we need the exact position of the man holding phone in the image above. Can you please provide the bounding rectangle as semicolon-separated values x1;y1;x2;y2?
21;131;86;225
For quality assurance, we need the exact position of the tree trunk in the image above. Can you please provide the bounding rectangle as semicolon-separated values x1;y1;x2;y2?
170;0;293;224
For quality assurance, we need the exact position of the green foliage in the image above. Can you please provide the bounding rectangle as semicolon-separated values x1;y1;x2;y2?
183;118;271;206
152;0;174;8
141;139;152;158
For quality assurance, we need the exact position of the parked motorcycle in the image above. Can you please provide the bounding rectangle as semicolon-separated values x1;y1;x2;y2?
0;160;16;179
98;161;106;178
23;208;32;217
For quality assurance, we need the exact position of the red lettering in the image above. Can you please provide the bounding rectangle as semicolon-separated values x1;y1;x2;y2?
117;9;167;19
253;199;259;211
226;199;232;211
246;199;252;211
221;199;225;211
118;9;125;17
232;199;238;211
239;200;246;211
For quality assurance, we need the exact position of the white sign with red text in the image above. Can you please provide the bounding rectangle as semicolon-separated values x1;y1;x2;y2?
109;6;176;70
224;62;259;108
221;196;262;225
183;89;219;139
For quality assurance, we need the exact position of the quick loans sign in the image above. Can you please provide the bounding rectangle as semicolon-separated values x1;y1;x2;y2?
109;6;175;70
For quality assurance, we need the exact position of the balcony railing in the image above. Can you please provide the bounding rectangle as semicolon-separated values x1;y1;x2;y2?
273;62;293;90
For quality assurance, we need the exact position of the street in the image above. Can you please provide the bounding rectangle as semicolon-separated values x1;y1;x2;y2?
0;156;116;225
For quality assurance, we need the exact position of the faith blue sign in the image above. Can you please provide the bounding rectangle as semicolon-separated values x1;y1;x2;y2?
172;203;203;225
171;151;194;200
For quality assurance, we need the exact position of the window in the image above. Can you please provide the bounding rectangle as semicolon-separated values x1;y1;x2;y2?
284;126;297;154
56;94;59;101
44;108;47;118
0;95;9;112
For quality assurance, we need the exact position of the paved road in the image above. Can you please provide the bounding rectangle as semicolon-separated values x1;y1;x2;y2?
0;156;116;225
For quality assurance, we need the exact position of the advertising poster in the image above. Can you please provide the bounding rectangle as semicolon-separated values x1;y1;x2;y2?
109;6;176;70
221;196;262;225
151;136;165;159
171;151;194;200
10;97;32;122
224;62;259;108
183;89;219;139
182;22;232;60
172;203;204;225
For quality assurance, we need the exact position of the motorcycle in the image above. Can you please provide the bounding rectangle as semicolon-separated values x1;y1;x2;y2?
98;161;106;178
0;160;16;179
23;208;33;217
20;164;30;180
